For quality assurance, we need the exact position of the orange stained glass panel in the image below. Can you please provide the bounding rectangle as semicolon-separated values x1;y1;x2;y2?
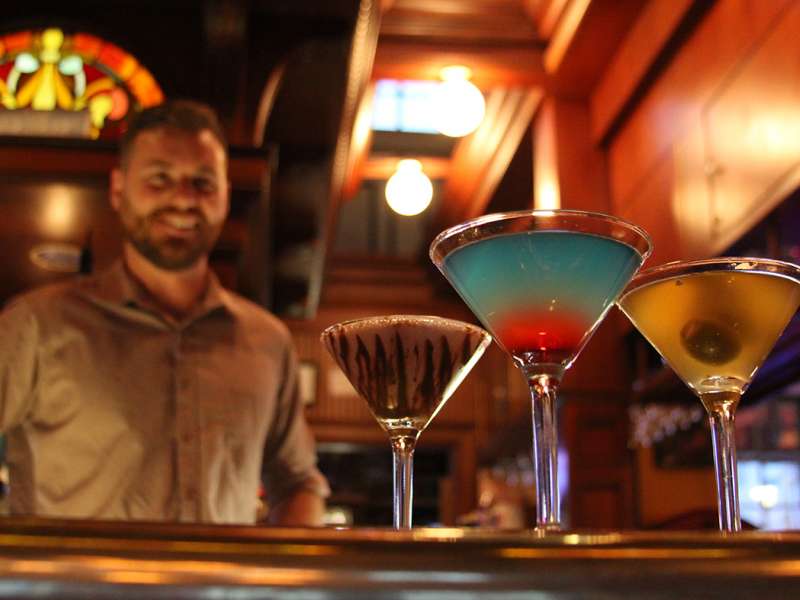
71;33;103;60
2;31;33;54
128;69;163;107
97;43;138;80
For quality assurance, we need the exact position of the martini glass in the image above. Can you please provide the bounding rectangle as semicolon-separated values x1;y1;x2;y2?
430;210;651;530
618;258;800;532
321;315;491;529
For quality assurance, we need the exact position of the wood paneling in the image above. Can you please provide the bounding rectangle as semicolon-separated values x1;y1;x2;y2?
562;395;634;528
607;0;792;215
636;447;716;526
703;0;800;254
613;148;681;267
590;0;697;143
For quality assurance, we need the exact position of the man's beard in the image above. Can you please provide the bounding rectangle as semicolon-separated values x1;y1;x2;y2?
119;195;223;271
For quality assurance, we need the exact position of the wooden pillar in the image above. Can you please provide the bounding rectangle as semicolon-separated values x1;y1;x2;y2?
533;96;611;213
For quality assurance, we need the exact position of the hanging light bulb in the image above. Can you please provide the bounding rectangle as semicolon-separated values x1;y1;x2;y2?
433;66;486;137
385;159;433;216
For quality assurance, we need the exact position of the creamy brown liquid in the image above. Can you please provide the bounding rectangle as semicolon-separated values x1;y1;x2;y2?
323;317;490;437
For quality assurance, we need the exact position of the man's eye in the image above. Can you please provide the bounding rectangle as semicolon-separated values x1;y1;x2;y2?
146;173;171;188
193;178;217;194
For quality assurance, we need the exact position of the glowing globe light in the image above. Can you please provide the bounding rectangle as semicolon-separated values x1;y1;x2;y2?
433;66;486;138
385;159;433;216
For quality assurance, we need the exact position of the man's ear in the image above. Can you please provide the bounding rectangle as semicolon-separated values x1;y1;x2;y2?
110;168;124;211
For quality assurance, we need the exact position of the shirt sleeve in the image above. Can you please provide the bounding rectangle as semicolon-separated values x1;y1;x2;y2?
0;297;39;431
260;339;330;508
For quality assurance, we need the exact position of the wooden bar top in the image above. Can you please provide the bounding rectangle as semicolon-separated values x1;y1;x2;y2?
0;518;798;598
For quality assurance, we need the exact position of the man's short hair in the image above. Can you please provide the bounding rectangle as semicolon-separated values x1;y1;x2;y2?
120;99;227;166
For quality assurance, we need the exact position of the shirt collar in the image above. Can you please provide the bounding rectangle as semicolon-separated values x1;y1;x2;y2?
83;260;230;324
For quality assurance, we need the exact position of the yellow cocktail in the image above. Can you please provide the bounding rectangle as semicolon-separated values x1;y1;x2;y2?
619;258;800;531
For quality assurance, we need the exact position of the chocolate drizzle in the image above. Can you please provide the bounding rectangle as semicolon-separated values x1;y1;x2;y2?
322;320;489;433
374;334;390;409
337;331;350;371
437;335;453;397
461;333;474;365
354;334;372;400
394;331;407;412
416;339;436;413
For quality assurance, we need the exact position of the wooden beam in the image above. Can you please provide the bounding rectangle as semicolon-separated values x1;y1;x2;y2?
308;0;382;317
379;0;540;44
590;0;698;144
361;155;450;180
544;0;645;97
341;85;376;201
430;86;543;233
525;0;571;40
372;40;548;89
543;0;592;74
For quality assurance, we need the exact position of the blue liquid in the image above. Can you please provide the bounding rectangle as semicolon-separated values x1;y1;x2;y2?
442;231;642;364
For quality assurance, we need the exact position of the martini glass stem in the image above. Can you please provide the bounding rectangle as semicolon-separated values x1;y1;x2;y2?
528;373;561;530
706;398;742;532
391;436;416;529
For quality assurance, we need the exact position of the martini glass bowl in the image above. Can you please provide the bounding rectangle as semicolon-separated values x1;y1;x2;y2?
430;209;651;530
618;257;800;532
321;315;491;529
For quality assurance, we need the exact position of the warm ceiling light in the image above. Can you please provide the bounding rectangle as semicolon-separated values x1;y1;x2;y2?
385;159;433;216
433;66;486;138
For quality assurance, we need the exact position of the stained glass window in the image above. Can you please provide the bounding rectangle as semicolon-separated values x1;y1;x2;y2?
0;27;163;139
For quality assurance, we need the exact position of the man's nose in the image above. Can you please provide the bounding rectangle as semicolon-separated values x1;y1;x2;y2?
171;178;201;207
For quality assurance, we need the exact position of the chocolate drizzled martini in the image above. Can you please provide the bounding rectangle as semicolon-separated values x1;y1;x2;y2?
322;315;491;529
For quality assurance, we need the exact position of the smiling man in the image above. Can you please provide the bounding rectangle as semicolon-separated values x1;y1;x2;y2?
0;100;328;525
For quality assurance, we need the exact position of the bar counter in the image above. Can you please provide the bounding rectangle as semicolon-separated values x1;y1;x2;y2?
0;518;799;598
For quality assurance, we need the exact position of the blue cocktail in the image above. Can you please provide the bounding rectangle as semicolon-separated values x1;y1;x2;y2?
431;210;651;530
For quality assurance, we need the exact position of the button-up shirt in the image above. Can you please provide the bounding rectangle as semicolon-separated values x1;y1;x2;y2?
0;261;328;523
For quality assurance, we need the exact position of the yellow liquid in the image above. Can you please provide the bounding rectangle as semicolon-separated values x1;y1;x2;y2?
619;270;800;403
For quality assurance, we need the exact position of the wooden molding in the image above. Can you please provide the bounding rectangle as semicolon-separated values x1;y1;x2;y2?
372;40;548;89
